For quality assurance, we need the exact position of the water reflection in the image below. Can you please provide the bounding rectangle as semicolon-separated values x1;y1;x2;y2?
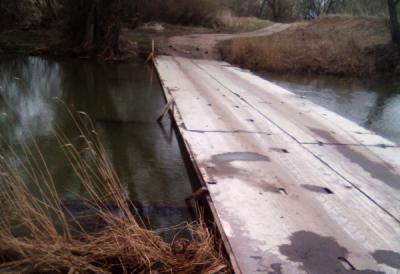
262;72;400;144
0;56;195;229
0;56;61;141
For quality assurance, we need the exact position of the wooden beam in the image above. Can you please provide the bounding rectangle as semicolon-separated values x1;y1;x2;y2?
157;99;175;122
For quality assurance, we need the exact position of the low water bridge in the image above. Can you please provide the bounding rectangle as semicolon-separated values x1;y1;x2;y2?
155;56;400;274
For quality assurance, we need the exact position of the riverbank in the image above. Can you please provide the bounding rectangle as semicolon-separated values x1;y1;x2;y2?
2;16;399;75
0;28;62;55
157;23;288;59
219;16;400;77
0;16;271;60
0;27;139;60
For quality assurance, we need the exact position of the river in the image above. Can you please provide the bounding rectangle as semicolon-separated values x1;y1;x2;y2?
263;72;400;145
0;55;196;232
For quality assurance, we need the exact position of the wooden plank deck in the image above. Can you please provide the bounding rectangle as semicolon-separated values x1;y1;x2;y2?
154;56;400;274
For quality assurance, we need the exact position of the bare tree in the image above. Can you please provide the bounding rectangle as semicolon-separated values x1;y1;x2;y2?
57;0;126;58
259;0;268;16
260;0;279;19
259;0;293;21
298;0;339;19
387;0;400;45
33;0;58;23
227;0;267;17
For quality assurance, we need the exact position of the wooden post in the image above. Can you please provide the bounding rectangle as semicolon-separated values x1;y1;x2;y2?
145;39;156;63
157;99;175;122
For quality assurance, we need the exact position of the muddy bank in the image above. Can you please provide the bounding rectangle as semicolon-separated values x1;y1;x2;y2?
0;28;139;60
0;29;62;55
0;24;212;60
158;23;288;59
0;21;287;61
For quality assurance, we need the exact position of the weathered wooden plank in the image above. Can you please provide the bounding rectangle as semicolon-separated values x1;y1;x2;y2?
185;130;400;273
154;56;400;274
304;144;400;219
192;59;400;219
195;59;396;147
223;64;397;147
155;57;280;134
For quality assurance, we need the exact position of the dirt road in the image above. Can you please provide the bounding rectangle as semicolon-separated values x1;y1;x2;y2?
160;23;290;59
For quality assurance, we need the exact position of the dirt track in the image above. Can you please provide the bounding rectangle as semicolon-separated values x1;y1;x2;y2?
160;23;290;59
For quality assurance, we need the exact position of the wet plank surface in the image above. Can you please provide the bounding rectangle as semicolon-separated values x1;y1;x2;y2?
155;56;400;274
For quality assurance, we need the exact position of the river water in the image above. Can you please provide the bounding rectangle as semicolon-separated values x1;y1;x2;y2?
0;55;195;231
263;72;400;145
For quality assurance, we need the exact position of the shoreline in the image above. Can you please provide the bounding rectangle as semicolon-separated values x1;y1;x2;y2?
2;16;399;78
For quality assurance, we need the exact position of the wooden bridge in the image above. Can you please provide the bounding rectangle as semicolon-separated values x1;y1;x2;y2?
155;56;400;274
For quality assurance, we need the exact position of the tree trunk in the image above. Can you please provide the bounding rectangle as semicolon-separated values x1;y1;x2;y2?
246;0;252;16
272;0;279;21
388;0;400;45
274;0;282;21
82;1;97;49
45;0;57;20
263;0;279;21
259;0;267;17
100;16;122;59
324;0;335;14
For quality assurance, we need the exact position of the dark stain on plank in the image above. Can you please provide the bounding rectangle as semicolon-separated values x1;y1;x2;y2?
204;152;270;179
279;231;385;274
371;250;400;269
212;152;270;162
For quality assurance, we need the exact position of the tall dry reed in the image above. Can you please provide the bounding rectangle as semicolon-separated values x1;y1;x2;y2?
0;108;229;274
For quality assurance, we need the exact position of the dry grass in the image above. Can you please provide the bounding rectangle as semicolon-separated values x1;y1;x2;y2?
216;11;272;32
220;16;395;76
0;108;229;274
